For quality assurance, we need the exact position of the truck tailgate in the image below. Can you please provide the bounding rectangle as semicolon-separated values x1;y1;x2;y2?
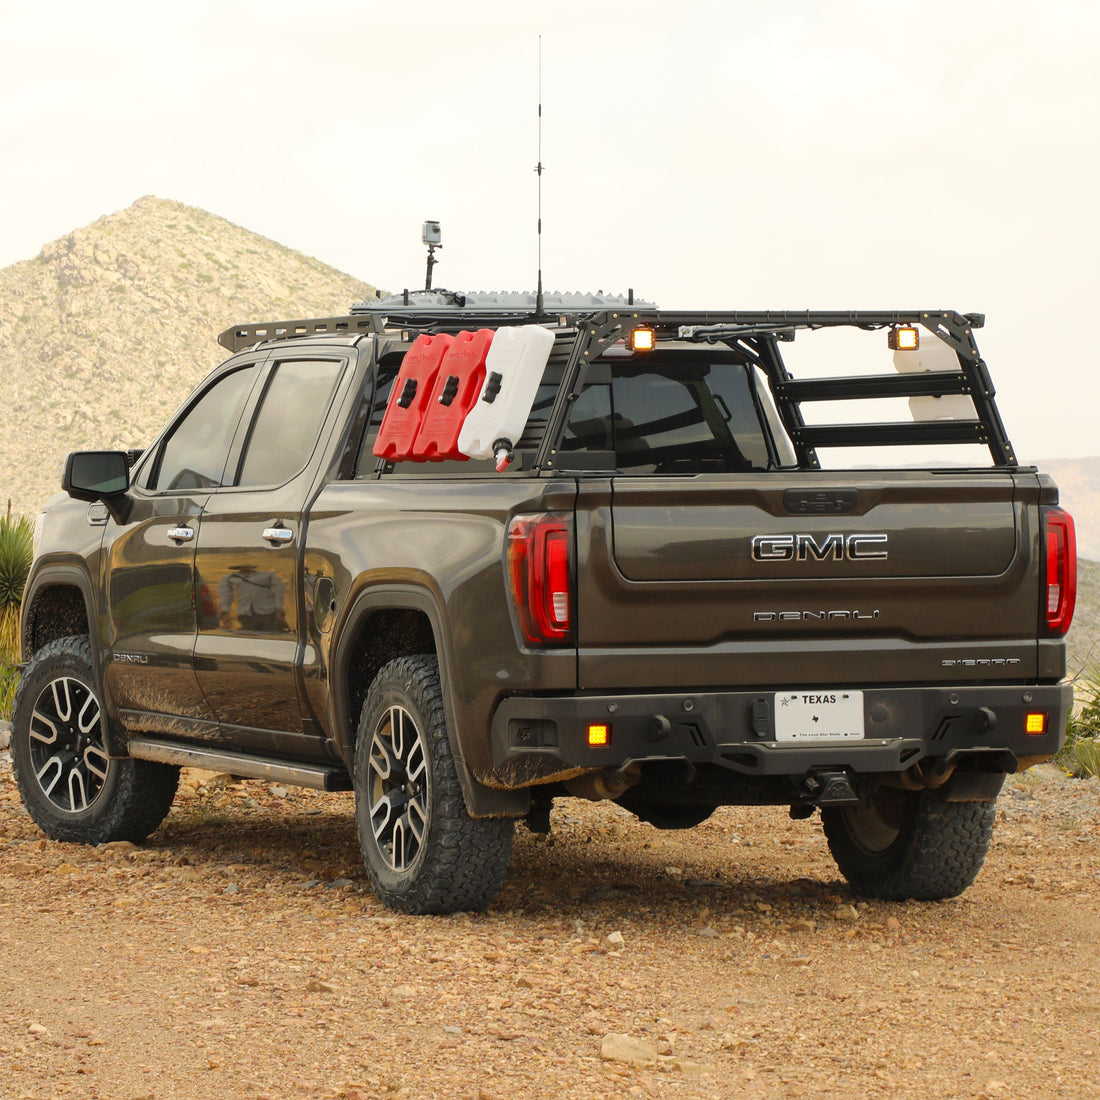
575;470;1043;690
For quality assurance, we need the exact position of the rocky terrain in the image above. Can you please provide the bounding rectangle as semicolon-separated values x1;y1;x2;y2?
1;739;1098;1100
0;197;376;518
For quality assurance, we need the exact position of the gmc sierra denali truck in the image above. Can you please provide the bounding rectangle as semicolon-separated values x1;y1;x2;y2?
13;293;1076;914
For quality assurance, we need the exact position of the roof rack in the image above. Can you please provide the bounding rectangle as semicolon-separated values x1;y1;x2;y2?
218;290;656;353
218;299;1015;468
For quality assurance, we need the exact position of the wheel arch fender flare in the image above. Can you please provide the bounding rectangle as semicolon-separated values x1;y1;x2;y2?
331;582;528;818
20;563;122;751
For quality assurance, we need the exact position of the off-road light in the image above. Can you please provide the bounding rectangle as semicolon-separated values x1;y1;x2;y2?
888;325;920;351
587;723;611;747
1025;713;1047;736
631;327;655;352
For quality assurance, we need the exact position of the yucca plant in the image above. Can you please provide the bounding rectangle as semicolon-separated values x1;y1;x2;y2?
1061;671;1100;779
0;511;32;718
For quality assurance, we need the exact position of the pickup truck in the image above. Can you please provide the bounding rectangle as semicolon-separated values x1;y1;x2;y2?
13;292;1076;914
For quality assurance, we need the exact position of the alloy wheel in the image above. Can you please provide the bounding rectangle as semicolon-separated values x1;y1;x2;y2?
367;704;430;872
27;676;111;813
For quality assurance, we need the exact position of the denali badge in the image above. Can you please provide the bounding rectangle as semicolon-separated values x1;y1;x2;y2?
751;532;888;562
754;609;880;622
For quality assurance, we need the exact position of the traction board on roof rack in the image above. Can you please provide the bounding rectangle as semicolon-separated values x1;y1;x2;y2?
218;314;384;352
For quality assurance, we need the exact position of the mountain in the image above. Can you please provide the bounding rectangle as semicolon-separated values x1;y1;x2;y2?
1;196;376;518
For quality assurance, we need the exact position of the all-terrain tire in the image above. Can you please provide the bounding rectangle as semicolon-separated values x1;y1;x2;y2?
353;654;514;914
11;635;180;844
821;786;998;901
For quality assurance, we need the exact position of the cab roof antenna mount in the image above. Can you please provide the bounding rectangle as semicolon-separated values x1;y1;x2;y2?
423;220;441;291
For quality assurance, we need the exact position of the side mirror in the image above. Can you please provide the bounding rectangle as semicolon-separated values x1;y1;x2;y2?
63;451;133;522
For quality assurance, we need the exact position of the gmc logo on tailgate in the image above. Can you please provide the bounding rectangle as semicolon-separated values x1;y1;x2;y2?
751;533;889;562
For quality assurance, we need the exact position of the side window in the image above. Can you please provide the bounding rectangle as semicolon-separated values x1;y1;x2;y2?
148;366;255;491
236;359;343;488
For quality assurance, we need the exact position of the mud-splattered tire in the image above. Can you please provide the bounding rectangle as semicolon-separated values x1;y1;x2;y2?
11;636;179;844
353;655;514;914
821;786;998;901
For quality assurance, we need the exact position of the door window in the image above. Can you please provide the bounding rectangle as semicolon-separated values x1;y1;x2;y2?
236;359;343;488
148;366;255;491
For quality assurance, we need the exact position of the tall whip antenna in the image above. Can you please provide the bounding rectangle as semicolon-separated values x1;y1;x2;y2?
535;35;544;316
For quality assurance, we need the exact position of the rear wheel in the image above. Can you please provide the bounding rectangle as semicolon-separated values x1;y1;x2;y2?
353;655;514;914
11;636;179;844
821;786;997;901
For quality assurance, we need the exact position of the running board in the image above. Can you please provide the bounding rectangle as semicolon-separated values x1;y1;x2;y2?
127;738;353;792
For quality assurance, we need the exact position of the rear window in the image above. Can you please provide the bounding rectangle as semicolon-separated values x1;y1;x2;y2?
562;353;779;473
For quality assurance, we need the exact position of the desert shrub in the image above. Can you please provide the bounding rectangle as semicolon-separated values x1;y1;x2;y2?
0;511;32;720
1061;672;1100;779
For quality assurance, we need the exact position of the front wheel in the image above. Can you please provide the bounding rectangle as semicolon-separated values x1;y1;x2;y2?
353;655;514;914
821;786;999;901
11;636;179;845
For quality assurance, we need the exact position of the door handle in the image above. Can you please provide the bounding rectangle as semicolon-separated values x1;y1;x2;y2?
167;526;195;542
262;526;294;545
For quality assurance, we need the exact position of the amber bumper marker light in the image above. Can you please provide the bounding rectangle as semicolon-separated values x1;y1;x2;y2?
631;327;655;352
1025;713;1047;736
587;723;611;747
888;325;920;351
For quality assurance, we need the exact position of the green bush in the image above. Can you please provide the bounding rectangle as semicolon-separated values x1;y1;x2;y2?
1061;672;1100;779
0;511;32;720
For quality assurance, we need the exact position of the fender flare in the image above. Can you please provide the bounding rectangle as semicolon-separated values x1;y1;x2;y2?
20;563;125;753
331;583;528;818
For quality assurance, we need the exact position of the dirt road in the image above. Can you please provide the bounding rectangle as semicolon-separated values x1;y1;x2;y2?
1;750;1098;1100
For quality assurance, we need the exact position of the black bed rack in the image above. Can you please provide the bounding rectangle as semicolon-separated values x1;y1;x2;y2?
218;303;1016;470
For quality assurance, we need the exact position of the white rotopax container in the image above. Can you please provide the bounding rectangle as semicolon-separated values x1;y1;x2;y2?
893;332;976;421
458;325;556;467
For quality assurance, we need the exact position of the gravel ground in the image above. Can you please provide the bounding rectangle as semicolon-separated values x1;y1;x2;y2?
1;748;1098;1100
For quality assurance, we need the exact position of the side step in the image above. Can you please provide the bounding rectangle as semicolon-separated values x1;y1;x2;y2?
127;738;353;792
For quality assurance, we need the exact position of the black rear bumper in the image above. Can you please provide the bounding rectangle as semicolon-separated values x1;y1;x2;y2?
488;682;1072;788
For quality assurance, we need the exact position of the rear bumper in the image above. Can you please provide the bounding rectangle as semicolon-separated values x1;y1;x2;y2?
488;682;1072;787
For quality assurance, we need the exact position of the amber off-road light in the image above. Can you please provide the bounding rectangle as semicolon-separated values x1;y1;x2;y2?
587;723;611;747
631;327;655;352
888;325;920;351
1025;713;1048;736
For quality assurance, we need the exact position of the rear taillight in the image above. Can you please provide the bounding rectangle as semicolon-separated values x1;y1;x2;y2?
507;514;573;645
1043;507;1076;635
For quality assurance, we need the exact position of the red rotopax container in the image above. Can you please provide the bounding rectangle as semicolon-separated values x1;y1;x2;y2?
373;333;453;462
411;328;495;461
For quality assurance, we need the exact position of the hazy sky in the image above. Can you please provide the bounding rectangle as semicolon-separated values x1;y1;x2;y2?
2;0;1097;460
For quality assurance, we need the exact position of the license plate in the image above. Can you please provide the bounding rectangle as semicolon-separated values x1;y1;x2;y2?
773;690;864;742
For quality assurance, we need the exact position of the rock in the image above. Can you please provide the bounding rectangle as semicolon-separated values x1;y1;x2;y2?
664;866;683;877
269;786;289;799
832;905;860;922
789;919;815;933
28;1023;49;1037
600;1033;658;1067
306;979;336;994
606;930;625;948
666;1058;709;1076
99;840;139;855
697;926;719;938
885;916;901;932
